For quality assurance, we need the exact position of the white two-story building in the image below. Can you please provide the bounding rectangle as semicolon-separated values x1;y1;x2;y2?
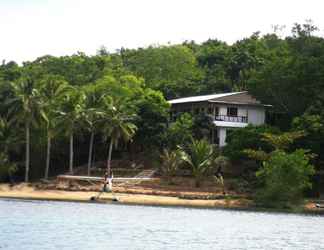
168;91;270;147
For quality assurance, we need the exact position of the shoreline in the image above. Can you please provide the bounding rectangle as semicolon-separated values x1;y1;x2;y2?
1;184;323;215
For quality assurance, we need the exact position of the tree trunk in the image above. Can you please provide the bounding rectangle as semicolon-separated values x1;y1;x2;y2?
87;132;94;176
25;123;30;182
69;133;74;174
44;135;51;180
106;139;113;173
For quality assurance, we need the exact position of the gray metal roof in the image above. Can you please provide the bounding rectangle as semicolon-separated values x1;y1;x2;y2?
168;91;246;104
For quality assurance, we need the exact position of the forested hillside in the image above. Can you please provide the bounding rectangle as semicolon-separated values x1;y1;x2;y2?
0;22;323;190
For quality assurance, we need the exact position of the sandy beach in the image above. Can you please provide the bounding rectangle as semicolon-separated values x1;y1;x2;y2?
0;183;252;209
0;183;323;215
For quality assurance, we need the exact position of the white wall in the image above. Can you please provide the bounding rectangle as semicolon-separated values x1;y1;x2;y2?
238;108;247;117
219;106;227;116
247;107;265;125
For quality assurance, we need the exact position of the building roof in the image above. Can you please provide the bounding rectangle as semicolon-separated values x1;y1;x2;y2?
168;92;246;104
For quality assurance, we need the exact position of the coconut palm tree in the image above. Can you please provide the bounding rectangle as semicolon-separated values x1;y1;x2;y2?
57;87;85;174
39;75;70;179
7;77;43;182
101;97;137;173
181;139;216;187
83;85;106;176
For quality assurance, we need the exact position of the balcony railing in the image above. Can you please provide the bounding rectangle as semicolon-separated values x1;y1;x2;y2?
215;115;248;123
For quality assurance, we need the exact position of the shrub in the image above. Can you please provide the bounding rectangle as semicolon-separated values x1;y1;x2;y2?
181;139;216;187
223;125;280;161
159;148;183;184
255;149;315;208
164;113;193;149
0;153;17;182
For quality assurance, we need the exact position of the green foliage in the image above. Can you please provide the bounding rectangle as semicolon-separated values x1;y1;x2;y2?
1;21;324;182
133;89;170;149
223;125;279;161
0;152;17;182
159;148;184;183
255;149;315;208
261;131;305;151
164;113;194;150
292;114;324;162
181;139;216;187
121;45;204;99
102;98;137;147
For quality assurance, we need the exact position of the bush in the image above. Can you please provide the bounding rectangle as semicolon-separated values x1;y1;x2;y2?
164;113;194;149
223;125;280;161
255;149;315;208
0;153;17;182
159;148;183;184
182;139;216;187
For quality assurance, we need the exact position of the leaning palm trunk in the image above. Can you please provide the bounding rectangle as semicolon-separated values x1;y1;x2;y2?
44;135;51;180
69;133;74;174
106;139;113;173
87;131;94;176
25;122;30;182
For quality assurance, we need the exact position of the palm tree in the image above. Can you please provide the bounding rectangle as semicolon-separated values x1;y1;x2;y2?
0;117;19;181
0;117;20;154
57;87;85;174
39;75;70;179
160;148;184;184
181;139;216;187
102;98;137;173
83;85;106;176
7;77;42;182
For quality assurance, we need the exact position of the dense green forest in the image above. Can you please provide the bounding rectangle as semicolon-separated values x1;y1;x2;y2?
0;22;323;204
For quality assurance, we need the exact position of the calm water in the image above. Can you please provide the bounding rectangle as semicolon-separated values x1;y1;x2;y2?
0;199;324;250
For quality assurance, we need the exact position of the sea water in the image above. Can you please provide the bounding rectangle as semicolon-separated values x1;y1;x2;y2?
0;199;323;250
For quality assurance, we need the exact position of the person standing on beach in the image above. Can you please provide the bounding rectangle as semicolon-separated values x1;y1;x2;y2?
214;166;225;195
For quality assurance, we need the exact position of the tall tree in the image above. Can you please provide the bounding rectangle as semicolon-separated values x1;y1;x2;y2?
57;88;85;174
39;75;70;179
102;98;137;173
8;77;42;182
82;84;107;176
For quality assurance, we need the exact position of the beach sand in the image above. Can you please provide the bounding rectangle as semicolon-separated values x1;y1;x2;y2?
0;183;250;209
0;183;322;214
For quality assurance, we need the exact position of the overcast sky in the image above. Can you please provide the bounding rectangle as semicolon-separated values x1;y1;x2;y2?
1;0;323;63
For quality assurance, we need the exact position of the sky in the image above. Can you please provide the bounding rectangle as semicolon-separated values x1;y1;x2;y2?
1;0;324;63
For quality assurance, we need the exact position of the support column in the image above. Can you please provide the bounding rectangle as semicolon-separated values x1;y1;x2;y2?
218;127;227;147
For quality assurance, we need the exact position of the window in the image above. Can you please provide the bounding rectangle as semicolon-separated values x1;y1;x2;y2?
227;107;238;117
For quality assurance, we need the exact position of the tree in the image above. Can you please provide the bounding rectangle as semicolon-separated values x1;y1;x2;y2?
8;76;43;182
39;75;70;179
82;84;107;176
164;112;194;150
255;149;314;208
245;131;314;207
223;125;279;161
133;89;170;150
181;139;216;187
0;117;19;181
102;98;137;173
121;45;203;99
57;88;85;174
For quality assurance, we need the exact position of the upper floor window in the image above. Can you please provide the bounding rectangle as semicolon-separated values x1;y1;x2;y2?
227;107;238;117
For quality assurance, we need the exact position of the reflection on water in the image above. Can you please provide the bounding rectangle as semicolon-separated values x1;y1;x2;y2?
0;199;323;250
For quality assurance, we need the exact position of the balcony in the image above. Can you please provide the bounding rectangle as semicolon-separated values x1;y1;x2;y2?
215;115;248;123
